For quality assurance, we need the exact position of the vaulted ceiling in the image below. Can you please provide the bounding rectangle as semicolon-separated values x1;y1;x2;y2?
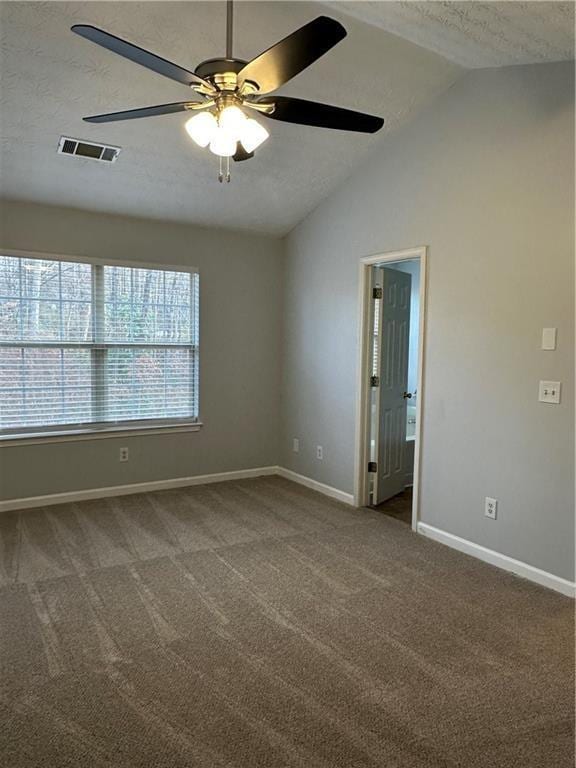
0;2;573;235
325;2;574;68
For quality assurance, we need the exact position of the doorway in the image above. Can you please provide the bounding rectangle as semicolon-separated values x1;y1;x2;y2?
354;247;427;530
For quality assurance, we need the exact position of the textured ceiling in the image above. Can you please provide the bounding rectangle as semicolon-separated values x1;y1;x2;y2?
2;2;572;235
0;1;461;235
326;1;575;68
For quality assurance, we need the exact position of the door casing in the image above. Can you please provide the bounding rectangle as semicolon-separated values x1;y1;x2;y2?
353;246;428;531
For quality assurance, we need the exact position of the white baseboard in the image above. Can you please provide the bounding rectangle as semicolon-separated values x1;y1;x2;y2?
3;469;571;597
275;467;355;506
0;465;355;512
418;522;575;598
0;466;278;512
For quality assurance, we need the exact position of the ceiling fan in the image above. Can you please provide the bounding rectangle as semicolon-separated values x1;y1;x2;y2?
72;1;384;182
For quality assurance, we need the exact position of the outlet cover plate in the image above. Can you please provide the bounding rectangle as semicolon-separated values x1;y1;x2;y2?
485;497;498;520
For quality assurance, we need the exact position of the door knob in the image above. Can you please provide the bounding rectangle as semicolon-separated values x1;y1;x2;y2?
403;392;412;399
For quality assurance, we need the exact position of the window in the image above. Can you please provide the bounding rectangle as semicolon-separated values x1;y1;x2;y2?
0;254;199;438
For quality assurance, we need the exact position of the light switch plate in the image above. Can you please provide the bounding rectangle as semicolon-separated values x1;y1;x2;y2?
541;328;557;351
538;381;561;404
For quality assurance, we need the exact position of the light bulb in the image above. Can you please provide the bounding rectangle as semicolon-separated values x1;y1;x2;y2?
209;126;237;157
239;118;269;153
219;105;246;135
185;111;217;148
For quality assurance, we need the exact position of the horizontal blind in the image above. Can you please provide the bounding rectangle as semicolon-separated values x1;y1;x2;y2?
0;254;199;435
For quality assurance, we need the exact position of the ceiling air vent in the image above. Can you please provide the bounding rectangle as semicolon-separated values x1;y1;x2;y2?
57;136;121;163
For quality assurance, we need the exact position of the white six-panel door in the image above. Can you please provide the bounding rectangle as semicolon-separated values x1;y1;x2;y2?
374;267;411;504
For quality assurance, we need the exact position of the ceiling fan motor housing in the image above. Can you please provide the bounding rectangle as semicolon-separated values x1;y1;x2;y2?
195;57;247;86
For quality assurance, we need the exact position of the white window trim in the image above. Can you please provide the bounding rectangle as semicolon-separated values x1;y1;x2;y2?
1;248;198;275
0;248;201;443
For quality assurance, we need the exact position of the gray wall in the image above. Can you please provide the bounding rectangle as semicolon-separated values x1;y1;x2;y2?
0;201;283;499
280;62;575;581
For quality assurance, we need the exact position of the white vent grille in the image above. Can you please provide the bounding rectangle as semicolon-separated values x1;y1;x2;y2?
57;137;121;163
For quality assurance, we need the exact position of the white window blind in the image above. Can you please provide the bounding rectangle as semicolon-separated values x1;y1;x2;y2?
0;254;199;437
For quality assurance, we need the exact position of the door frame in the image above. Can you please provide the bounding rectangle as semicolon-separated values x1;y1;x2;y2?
353;246;428;530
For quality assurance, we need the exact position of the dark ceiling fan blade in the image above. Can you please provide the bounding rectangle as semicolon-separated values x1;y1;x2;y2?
83;102;194;123
71;25;212;88
232;143;255;162
257;96;384;133
238;16;346;95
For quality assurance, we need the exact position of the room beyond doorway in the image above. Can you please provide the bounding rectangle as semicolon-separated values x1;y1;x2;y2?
354;247;427;530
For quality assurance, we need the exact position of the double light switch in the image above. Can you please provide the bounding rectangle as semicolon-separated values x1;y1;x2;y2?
538;381;561;404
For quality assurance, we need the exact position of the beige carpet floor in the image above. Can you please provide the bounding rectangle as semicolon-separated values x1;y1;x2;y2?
0;476;573;767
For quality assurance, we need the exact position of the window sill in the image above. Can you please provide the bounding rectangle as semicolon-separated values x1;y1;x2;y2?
0;422;203;447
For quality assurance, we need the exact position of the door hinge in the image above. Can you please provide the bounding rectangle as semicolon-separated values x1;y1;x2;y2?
370;375;380;387
368;461;377;473
372;287;383;299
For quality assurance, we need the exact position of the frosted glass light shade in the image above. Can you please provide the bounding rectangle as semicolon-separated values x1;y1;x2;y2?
240;119;269;153
185;106;269;157
219;105;246;134
209;126;237;157
185;112;217;148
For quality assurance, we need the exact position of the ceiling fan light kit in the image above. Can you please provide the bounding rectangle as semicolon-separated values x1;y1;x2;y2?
72;1;384;182
185;103;270;159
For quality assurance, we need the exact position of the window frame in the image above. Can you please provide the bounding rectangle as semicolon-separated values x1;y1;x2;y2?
0;249;202;445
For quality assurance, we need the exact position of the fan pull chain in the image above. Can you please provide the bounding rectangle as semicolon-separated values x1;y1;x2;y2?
218;155;231;183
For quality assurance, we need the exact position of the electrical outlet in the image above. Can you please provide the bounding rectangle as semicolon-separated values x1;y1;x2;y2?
293;438;299;453
316;445;323;460
485;497;497;520
119;447;129;463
